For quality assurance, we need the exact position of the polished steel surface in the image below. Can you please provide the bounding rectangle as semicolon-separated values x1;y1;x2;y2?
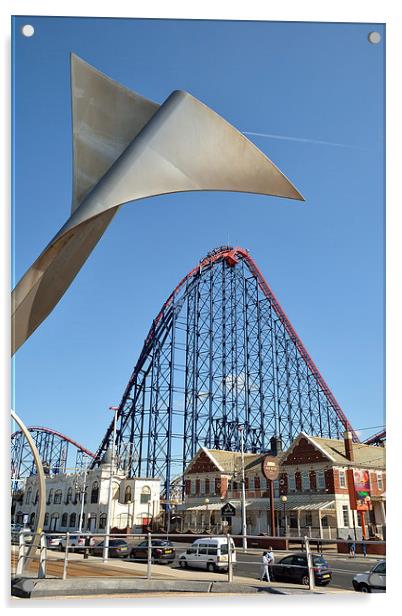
11;410;46;565
12;54;304;355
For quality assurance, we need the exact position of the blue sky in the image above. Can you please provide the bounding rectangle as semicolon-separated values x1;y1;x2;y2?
12;17;385;454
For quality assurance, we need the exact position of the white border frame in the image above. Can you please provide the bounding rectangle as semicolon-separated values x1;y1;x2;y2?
2;2;399;612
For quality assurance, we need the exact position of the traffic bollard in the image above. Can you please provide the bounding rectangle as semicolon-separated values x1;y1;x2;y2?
227;533;233;583
304;536;315;591
147;532;152;579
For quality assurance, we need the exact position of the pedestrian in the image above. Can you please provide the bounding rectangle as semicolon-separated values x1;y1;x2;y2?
361;540;367;558
260;551;270;582
267;545;275;582
347;534;355;558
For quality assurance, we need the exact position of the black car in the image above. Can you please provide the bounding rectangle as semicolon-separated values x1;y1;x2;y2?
92;539;129;558
129;540;175;564
272;552;332;586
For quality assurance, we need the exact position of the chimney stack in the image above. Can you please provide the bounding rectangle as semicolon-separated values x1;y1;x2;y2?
343;431;354;461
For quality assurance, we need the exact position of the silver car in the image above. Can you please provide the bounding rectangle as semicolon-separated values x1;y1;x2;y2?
352;560;386;593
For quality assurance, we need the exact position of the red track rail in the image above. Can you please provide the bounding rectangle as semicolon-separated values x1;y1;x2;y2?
11;426;96;459
122;246;358;441
364;429;386;445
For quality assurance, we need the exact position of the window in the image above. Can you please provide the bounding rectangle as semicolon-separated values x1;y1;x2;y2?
339;471;346;488
205;479;210;494
140;486;151;504
274;480;279;497
305;512;312;527
54;490;62;504
261;477;267;491
321;515;328;527
302;472;309;491
91;482;99;504
34;490;39;505
124;486;132;503
69;513;76;528
66;487;73;504
289;512;298;528
61;513;68;527
249;478;255;491
30;512;35;526
281;556;294;565
374;562;386;575
47;489;53;505
288;473;296;491
317;470;325;490
25;487;32;504
84;486;88;504
200;479;205;495
377;473;383;490
99;514;107;529
44;513;49;527
342;505;349;527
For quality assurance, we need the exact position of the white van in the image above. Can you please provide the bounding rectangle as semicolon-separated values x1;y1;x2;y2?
178;537;236;572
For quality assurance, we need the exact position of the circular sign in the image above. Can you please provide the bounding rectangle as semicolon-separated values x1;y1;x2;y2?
261;455;279;481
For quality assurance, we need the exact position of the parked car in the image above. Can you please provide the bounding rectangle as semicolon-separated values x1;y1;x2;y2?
129;539;175;564
92;539;129;558
178;537;236;572
55;534;96;552
11;526;32;545
46;534;64;549
271;552;332;586
352;560;386;593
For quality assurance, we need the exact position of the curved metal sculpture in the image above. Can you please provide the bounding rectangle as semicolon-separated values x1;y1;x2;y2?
11;425;96;485
93;246;357;496
12;54;303;354
11;410;46;564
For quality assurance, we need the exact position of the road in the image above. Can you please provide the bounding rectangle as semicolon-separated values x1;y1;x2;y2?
12;541;380;593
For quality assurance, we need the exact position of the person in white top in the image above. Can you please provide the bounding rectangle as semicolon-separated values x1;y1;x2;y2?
260;551;270;582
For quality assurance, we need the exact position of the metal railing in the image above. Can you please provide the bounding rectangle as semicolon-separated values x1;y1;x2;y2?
11;530;385;591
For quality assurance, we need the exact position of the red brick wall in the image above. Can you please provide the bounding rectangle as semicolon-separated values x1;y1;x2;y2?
333;469;349;494
325;469;334;493
370;471;386;497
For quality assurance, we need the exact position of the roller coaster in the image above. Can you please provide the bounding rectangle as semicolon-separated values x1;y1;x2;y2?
92;246;357;499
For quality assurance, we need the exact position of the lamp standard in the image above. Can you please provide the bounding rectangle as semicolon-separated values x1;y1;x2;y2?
281;495;288;536
103;406;119;562
238;425;248;552
205;498;210;532
76;461;89;533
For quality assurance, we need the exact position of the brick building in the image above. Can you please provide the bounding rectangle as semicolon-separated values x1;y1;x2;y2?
178;432;385;539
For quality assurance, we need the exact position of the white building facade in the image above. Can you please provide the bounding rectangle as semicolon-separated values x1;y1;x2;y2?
17;452;160;534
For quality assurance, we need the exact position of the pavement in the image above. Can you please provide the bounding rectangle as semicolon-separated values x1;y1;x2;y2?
11;546;352;598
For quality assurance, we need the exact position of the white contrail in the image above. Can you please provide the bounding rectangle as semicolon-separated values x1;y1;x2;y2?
243;130;362;149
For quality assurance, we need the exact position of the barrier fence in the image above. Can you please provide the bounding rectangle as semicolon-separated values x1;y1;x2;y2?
11;530;385;592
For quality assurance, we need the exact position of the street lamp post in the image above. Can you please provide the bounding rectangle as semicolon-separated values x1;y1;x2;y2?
76;461;89;534
103;406;119;562
281;495;288;536
205;498;210;532
238;425;248;552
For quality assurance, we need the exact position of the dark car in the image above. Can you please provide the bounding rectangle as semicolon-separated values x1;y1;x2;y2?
272;552;332;586
129;539;175;564
92;539;129;558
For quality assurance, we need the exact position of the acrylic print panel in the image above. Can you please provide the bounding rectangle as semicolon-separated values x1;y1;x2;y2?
11;15;385;580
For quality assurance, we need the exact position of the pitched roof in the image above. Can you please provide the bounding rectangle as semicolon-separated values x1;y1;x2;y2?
307;435;385;469
204;449;264;474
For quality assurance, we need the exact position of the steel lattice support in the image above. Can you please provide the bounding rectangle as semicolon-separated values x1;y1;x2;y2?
11;426;96;488
94;246;357;496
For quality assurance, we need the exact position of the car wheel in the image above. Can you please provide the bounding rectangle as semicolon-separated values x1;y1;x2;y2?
179;559;186;568
58;543;64;552
207;562;215;572
301;574;310;586
359;583;371;593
